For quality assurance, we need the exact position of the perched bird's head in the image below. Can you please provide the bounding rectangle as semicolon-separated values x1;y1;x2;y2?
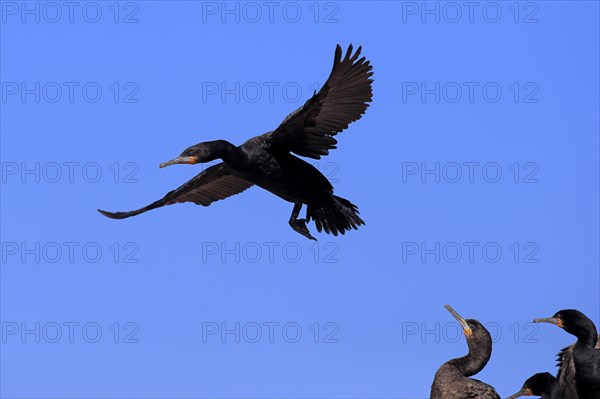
506;372;557;399
444;304;490;343
160;141;226;168
444;304;493;377
533;309;595;338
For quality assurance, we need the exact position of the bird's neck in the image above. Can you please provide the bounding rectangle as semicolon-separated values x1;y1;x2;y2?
573;319;598;349
544;382;562;399
450;338;492;377
208;140;244;166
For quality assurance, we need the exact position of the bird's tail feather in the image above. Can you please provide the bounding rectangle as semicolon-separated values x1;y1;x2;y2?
307;196;364;236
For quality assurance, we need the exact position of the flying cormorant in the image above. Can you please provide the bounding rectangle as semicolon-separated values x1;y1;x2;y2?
98;44;373;240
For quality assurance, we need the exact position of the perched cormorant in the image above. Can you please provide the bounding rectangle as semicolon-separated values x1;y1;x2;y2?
98;44;373;240
506;372;563;399
534;309;600;399
430;305;500;399
554;337;600;399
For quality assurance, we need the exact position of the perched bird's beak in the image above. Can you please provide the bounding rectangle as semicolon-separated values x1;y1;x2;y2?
445;304;472;336
533;317;563;328
159;156;198;168
506;388;533;399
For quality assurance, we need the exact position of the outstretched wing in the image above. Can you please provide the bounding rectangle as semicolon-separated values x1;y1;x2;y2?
267;44;374;159
557;337;600;399
98;163;253;219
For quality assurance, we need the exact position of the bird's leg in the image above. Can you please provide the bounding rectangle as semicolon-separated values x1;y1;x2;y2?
289;202;316;241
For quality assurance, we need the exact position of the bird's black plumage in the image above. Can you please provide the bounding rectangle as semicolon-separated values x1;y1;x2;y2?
267;44;373;159
98;45;373;240
534;309;600;399
430;305;500;399
506;372;563;399
555;337;600;399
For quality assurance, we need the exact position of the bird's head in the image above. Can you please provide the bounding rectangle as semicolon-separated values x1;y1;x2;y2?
160;142;222;168
444;304;490;343
506;372;556;399
533;309;594;338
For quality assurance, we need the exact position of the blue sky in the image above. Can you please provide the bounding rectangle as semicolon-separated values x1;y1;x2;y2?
1;1;599;398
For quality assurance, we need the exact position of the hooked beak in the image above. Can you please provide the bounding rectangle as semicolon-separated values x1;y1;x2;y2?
445;304;472;336
506;388;533;399
533;317;563;328
159;156;198;168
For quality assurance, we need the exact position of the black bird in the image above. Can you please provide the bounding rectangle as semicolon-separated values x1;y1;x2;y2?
430;304;500;399
554;337;600;399
506;372;563;399
98;44;373;240
534;309;600;399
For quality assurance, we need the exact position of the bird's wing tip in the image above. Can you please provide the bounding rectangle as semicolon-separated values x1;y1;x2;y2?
97;208;119;219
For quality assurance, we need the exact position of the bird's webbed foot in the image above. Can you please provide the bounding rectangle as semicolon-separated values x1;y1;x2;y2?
289;203;317;241
289;218;317;241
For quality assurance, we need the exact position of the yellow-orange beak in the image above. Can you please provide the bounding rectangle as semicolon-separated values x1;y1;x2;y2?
444;304;472;336
533;317;564;328
159;156;198;168
506;387;533;399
